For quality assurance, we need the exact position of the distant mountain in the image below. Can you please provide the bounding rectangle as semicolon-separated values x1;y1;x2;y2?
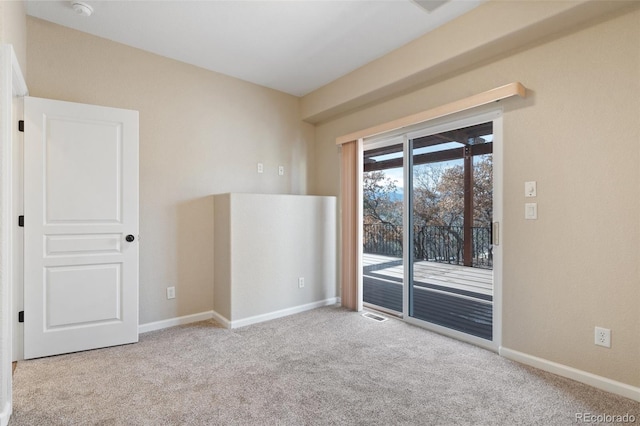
389;191;403;202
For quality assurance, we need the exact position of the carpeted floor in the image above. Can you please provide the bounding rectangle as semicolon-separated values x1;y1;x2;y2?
10;305;640;425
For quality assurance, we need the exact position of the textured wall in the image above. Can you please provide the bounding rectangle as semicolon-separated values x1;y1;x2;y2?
26;17;315;325
312;9;640;387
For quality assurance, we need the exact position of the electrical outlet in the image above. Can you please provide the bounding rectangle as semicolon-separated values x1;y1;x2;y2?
298;277;305;289
167;286;176;300
278;166;284;176
595;326;611;348
257;163;264;174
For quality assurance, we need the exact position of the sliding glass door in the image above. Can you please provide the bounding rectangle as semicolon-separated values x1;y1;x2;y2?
362;141;404;315
361;112;500;347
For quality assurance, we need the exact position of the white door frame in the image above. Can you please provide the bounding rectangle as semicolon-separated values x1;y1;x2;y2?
0;44;28;426
361;107;503;352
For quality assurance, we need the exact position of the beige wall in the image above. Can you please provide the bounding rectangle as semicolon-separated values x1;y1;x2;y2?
311;8;640;387
0;0;26;72
301;0;636;123
26;17;314;324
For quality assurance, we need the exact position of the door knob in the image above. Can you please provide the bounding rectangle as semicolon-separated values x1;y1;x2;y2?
126;234;135;242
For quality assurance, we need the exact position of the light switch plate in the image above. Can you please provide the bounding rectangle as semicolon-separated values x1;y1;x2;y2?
525;203;538;220
525;181;537;197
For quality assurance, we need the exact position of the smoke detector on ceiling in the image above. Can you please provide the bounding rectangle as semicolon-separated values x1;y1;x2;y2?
71;1;93;17
413;0;450;13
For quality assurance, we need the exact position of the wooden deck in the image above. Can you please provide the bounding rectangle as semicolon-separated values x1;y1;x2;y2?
362;253;494;340
363;253;492;297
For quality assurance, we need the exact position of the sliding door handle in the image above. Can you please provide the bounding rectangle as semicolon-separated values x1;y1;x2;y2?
492;222;499;246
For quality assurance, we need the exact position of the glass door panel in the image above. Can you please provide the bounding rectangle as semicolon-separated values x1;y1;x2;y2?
362;142;404;314
409;123;494;340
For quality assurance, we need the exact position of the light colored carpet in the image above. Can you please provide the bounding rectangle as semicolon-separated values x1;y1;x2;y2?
10;306;640;425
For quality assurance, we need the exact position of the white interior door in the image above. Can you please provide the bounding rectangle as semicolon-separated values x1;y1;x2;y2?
23;96;139;359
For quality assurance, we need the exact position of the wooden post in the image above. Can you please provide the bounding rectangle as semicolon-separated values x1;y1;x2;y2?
463;146;473;267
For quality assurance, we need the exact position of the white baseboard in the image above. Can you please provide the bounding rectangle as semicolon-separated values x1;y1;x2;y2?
139;298;340;334
210;310;231;329
229;297;339;329
500;347;640;402
0;401;11;426
138;311;214;334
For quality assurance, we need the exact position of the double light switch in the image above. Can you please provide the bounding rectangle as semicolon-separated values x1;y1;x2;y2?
525;181;537;220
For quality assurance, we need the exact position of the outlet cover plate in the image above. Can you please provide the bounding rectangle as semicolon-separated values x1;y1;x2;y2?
595;326;611;348
525;203;538;220
525;181;537;197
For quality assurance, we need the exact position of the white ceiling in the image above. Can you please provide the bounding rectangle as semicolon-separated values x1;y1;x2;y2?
26;0;484;97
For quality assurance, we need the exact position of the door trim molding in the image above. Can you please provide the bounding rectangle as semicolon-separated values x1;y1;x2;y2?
1;43;28;426
0;402;10;426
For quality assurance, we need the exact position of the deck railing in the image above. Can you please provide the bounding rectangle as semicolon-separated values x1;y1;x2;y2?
363;223;492;269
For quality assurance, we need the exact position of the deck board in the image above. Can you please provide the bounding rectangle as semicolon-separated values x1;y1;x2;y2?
362;253;493;340
363;253;492;296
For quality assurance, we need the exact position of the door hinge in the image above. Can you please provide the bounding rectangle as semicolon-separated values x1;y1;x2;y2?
18;311;24;323
18;120;24;132
18;215;24;227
